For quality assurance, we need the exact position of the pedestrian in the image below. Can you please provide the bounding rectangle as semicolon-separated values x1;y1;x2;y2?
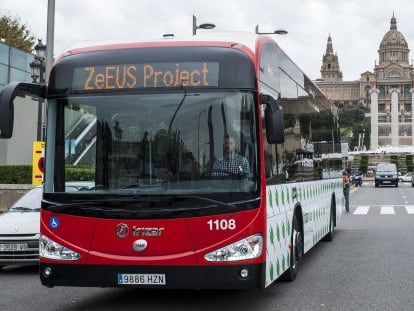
342;170;350;213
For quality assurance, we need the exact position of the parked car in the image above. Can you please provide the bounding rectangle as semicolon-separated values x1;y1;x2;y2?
0;182;94;269
399;172;413;182
0;187;42;269
374;162;398;187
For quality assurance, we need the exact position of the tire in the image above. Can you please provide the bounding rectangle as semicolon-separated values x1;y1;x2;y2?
322;206;335;242
280;214;302;282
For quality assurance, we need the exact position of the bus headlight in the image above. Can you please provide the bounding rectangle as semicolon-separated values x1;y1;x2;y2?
39;234;81;261
204;234;263;262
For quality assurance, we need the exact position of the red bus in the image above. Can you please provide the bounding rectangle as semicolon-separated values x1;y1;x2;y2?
0;32;344;289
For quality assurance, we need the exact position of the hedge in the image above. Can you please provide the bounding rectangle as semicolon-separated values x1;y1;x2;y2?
0;165;32;184
0;165;94;184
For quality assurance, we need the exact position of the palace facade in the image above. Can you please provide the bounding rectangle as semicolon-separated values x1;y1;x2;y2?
315;14;414;151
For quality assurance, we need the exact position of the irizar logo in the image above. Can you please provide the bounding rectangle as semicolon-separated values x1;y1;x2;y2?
115;223;129;238
132;227;165;237
115;223;165;238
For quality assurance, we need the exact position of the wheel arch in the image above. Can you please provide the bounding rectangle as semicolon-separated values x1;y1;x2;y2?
331;192;337;226
293;203;304;252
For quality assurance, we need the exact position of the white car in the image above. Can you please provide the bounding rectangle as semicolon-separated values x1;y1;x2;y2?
399;172;413;183
0;187;42;269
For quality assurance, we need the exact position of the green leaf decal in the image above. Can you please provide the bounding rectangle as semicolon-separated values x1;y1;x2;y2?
268;189;273;208
276;224;280;242
275;189;279;206
270;263;274;281
270;226;275;247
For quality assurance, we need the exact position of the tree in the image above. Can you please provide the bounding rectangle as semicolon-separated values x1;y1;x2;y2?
338;105;370;150
0;14;35;52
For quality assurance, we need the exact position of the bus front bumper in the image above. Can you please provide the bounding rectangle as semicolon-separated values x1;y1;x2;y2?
40;262;265;289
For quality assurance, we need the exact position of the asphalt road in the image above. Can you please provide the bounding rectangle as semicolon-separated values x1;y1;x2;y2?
1;181;414;311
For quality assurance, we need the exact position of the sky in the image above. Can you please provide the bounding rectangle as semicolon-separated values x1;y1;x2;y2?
1;0;413;81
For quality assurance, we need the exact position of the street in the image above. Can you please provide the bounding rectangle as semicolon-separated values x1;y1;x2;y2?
1;182;414;310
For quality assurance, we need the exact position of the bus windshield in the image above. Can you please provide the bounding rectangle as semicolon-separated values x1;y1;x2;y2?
47;90;258;197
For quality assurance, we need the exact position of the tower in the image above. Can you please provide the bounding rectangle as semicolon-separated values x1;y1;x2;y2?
320;34;343;81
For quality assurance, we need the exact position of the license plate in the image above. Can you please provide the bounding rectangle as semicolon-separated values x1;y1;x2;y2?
117;273;166;285
0;243;28;251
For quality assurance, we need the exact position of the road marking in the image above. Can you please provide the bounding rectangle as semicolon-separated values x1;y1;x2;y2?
406;206;414;214
351;205;414;215
353;206;370;215
380;206;394;214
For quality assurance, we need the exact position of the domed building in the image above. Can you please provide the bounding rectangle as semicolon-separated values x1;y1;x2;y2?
316;13;414;151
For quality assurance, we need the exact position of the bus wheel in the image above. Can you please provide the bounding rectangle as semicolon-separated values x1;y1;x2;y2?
322;206;334;242
280;214;302;281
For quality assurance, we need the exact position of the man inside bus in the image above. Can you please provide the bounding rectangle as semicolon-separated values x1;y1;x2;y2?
212;134;250;177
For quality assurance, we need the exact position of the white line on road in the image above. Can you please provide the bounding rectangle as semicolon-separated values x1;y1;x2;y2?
380;206;395;214
353;206;370;215
405;206;414;214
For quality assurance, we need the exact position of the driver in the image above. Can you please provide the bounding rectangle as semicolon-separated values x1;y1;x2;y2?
212;134;250;176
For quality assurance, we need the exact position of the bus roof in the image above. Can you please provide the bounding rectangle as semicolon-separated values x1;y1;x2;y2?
58;32;268;60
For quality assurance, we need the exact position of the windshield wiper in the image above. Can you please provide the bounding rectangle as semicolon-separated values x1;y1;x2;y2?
171;195;238;209
42;197;166;212
11;206;40;212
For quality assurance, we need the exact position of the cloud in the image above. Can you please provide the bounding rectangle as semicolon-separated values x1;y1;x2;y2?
3;0;414;81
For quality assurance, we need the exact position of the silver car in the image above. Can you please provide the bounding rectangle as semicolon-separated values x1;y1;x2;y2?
0;187;42;269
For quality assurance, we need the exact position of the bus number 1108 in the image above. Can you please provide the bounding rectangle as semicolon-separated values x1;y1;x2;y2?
207;219;236;231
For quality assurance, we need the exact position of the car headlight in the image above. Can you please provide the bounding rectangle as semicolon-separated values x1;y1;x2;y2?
39;234;81;261
204;234;263;262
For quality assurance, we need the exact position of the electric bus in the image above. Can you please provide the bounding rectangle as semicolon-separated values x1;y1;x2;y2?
0;32;344;289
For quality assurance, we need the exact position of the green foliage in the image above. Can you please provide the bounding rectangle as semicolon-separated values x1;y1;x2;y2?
338;105;370;150
359;155;369;174
65;165;95;181
407;155;413;172
390;155;398;167
0;165;31;184
0;13;35;52
0;165;95;184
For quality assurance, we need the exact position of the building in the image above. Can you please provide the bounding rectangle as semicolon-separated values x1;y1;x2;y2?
316;14;414;151
0;41;39;165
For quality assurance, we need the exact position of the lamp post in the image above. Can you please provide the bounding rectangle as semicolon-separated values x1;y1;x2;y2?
255;25;288;35
192;15;216;35
30;39;47;141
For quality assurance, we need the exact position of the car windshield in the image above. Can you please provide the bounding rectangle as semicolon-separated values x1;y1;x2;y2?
45;90;258;197
9;187;42;211
376;164;396;173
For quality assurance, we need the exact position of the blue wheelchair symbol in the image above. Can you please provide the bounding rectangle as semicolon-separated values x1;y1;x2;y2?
49;216;60;229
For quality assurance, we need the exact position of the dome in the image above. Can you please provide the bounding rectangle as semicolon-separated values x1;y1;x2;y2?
377;14;410;65
379;14;408;49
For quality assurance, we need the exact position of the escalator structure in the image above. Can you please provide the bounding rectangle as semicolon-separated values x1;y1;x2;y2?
65;114;97;165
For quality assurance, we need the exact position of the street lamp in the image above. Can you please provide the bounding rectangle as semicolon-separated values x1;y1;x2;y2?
192;15;216;35
29;38;47;141
255;25;288;35
30;39;46;83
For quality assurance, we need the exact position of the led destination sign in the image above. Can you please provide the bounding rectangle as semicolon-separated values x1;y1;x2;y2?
72;62;219;91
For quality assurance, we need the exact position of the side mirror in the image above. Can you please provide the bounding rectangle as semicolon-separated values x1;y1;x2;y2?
262;94;285;144
0;82;45;138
